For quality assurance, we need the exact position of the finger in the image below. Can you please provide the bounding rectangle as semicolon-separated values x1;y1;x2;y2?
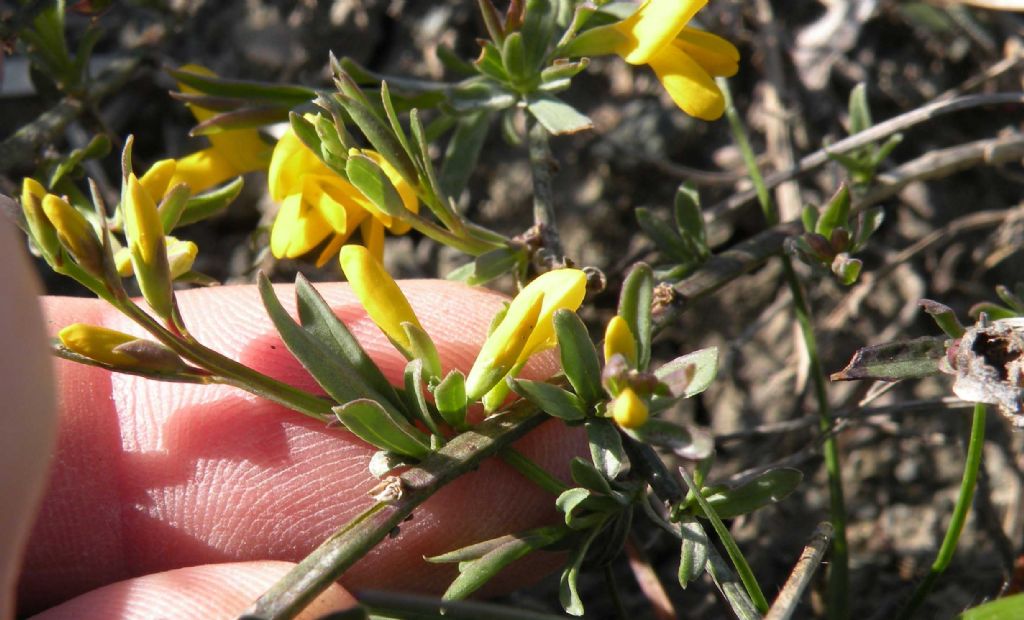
30;561;354;620
0;220;58;620
22;281;585;613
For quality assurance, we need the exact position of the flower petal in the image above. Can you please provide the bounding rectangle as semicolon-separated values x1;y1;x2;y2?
168;148;238;195
270;193;331;259
339;244;423;351
674;27;740;77
360;218;386;261
615;0;706;65
269;129;326;200
648;44;725;120
139;159;177;201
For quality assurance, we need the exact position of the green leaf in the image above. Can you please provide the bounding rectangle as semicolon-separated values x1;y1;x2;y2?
335;92;419;184
379;81;419;185
257;273;395;407
853;207;884;250
169;67;316;106
440;111;491;200
832;253;863;286
333;399;430;459
474;42;510;82
673;182;708;259
618;263;654;370
919;299;965;338
555;487;592;524
560;526;601;616
521;0;556;71
434;370;468;430
403;359;443;438
959;592;1024;619
509;378;587;421
401;322;443;381
830;336;947;382
815;184;851;239
636;207;690;263
446;247;523;286
969;302;1019;322
655;346;719;398
570;457;616;497
678;518;709;588
705;468;803;519
157;183;191;233
345;153;408;219
294;274;402;411
553;309;603;405
801;204;819;233
540;58;589;83
500;31;529;84
443;528;564;600
313;112;349;164
625;419;713;460
585;419;627;480
177;177;244;226
848;83;872;135
49;134;111;187
190;107;289;136
526;93;593;135
996;284;1024;314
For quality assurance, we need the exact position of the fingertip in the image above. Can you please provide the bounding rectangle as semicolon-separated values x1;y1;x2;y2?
29;561;355;620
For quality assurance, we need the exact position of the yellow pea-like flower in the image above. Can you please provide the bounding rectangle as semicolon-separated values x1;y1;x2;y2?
604;315;638;368
20;178;61;261
124;173;172;317
339;244;424;352
564;0;739;120
40;193;103;276
465;269;587;400
611;387;649;429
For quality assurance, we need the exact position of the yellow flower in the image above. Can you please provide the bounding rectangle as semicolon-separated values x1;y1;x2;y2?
611;387;649;429
465;269;588;400
568;0;739;120
604;315;637;367
115;236;198;279
339;244;424;352
58;323;140;367
39;192;104;276
140;65;272;198
123;172;173;317
268;126;418;264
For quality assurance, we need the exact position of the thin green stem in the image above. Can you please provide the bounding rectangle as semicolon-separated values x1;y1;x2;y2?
895;403;987;620
719;76;848;618
500;447;569;496
679;467;769;613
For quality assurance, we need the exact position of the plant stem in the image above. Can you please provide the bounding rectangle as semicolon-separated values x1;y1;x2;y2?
527;119;564;262
358;590;571;620
895;403;987;620
678;466;770;613
500;447;568;495
719;76;849;617
244;400;546;619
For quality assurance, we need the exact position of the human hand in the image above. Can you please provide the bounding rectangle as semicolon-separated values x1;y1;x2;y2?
1;220;584;619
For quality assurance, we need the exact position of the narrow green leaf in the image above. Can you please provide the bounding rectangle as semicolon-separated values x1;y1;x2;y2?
705;468;803;519
553;309;602;405
434;370;468;430
854;207;885;250
428;533;522;563
560;526;601;616
673;182;708;258
521;0;555;71
540;58;589;83
526;93;593;135
618;263;654;370
678;518;709;587
815;184;851;239
177;177;244;226
655;346;719;398
636;207;690;263
969;302;1019;321
996;285;1024;314
169;67;316;106
336;93;419;183
555;487;592;525
345;153;407;219
959;592;1024;619
848;83;872;135
570;457;616;497
919;299;966;338
402;359;443;438
585;419;627;480
474;41;510;82
379;81;420;185
294;275;402;410
157;183;191;233
49;134;111;187
501;32;529;83
801;204;819;233
333;399;430;459
440;111;491;200
401;322;443;381
830;336;947;381
509;378;587;421
446;247;523;286
444;528;564;600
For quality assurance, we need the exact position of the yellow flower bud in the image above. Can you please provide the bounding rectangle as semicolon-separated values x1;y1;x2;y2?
124;173;173;317
465;269;587;401
339;244;424;352
58;323;139;367
40;193;104;276
611;387;649;429
604;315;637;367
20;178;61;262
